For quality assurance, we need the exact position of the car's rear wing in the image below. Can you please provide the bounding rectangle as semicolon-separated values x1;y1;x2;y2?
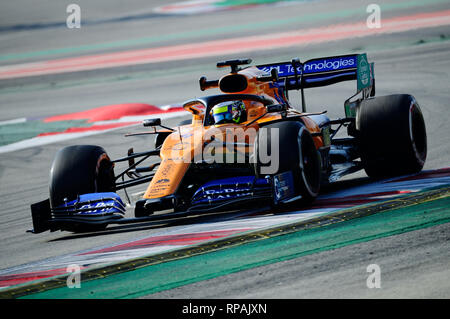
256;53;375;113
256;53;374;92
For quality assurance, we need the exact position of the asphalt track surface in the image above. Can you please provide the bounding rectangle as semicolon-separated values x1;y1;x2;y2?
0;0;449;299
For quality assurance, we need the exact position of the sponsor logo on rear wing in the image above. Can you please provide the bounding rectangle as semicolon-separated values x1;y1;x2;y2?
256;53;374;93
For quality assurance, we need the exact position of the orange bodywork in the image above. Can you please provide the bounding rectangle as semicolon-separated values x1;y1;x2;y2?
143;66;323;199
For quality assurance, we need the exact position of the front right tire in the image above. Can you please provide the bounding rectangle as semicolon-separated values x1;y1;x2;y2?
49;145;115;209
49;145;115;232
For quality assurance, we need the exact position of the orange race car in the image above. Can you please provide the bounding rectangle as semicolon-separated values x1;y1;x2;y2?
30;54;427;233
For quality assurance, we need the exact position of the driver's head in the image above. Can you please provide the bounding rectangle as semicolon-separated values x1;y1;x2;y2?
212;100;246;124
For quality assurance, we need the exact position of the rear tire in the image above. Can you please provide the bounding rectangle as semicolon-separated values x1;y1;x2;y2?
357;94;427;178
254;121;321;205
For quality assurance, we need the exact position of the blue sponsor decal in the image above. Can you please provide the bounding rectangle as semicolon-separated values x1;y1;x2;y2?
55;192;126;216
191;176;270;204
257;63;302;77
273;171;295;203
303;56;357;74
257;55;358;78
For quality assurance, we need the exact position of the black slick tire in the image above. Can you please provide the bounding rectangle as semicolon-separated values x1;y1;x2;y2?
357;94;427;178
253;121;321;205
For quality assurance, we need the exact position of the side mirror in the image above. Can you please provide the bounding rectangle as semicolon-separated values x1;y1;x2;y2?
183;101;205;115
143;118;161;127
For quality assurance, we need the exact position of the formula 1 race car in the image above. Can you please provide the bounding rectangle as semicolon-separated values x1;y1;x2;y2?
30;53;427;233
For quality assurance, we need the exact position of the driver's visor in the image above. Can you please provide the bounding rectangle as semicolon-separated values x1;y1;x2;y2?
213;105;232;123
213;112;232;124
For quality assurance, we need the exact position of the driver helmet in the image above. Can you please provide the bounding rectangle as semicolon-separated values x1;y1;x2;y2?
212;100;246;124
